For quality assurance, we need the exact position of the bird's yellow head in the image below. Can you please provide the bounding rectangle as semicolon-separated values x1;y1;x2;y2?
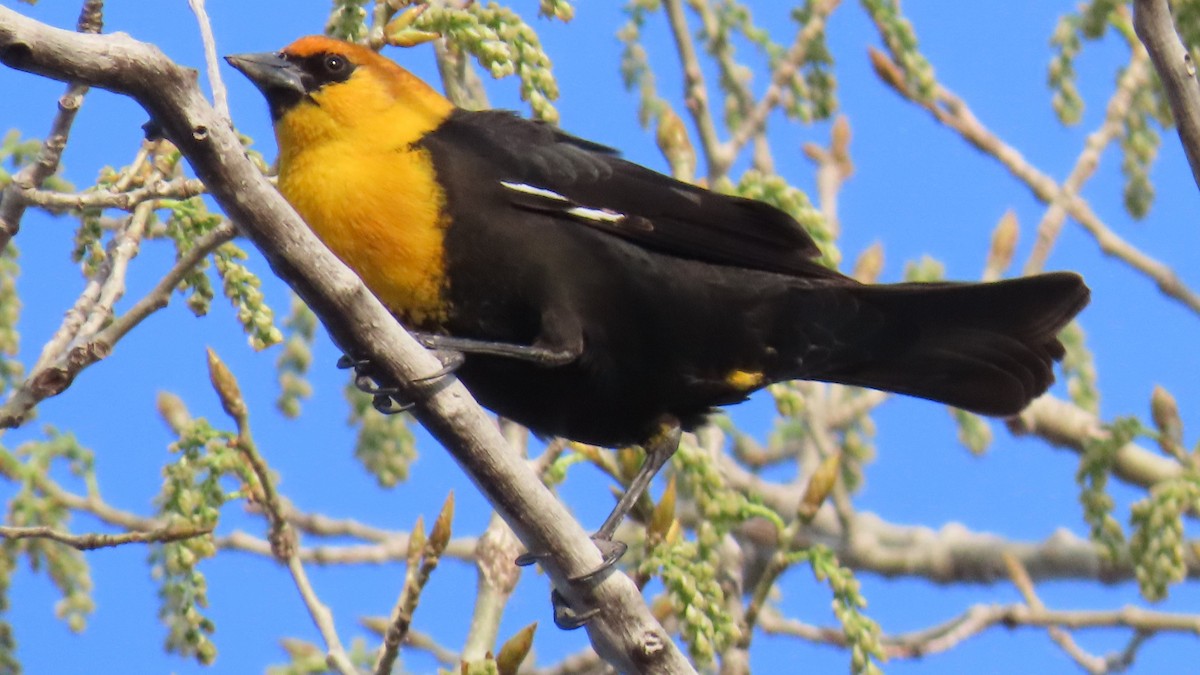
226;36;454;152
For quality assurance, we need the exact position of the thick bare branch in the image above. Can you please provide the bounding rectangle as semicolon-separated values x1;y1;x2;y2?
1134;0;1200;191
720;452;1197;585
760;602;1199;661
0;9;689;672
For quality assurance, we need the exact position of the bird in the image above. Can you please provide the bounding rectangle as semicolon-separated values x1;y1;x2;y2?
227;36;1089;625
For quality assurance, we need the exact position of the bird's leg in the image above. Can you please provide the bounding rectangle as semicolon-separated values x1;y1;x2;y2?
592;420;682;549
410;331;580;367
337;327;578;414
516;419;682;629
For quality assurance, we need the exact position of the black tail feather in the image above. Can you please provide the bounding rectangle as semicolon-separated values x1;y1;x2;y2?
822;272;1089;416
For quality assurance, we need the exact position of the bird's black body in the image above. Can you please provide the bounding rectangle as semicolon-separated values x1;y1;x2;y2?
416;109;1089;446
231;40;1091;624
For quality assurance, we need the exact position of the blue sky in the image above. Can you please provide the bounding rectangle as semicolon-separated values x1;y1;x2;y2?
2;1;1199;673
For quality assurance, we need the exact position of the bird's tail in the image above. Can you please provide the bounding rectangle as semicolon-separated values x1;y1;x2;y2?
808;272;1090;416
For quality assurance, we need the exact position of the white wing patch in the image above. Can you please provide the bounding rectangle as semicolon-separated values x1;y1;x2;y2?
500;181;570;202
500;180;628;225
565;206;625;224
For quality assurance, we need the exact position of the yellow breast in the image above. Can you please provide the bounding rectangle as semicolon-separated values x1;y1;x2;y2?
273;69;455;328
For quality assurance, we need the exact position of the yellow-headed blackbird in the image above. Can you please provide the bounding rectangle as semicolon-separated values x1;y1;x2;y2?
228;36;1089;609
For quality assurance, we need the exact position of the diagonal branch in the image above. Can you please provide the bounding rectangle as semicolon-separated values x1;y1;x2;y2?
869;47;1200;318
1133;0;1200;192
1026;50;1151;274
663;0;725;180
722;0;842;174
0;8;691;673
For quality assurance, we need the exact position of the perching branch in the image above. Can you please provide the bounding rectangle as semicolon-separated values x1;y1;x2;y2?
0;8;690;673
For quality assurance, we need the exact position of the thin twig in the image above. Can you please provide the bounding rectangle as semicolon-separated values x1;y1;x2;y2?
802;114;853;240
0;0;103;250
19;176;206;211
688;1;775;174
212;355;357;674
870;47;1200;317
373;495;452;675
95;220;235;345
0;523;212;550
0;218;235;428
722;0;842;175
400;628;460;666
460;514;523;662
187;0;229;123
1005;553;1107;673
1026;50;1150;273
286;556;359;674
663;0;725;179
717;446;1197;584
1009;395;1182;489
760;602;1196;661
76;199;154;338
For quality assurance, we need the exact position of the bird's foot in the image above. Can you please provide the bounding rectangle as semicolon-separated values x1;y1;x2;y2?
336;350;464;414
515;534;629;629
549;588;599;630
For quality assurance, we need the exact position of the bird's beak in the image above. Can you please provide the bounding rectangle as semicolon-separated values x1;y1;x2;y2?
225;52;306;97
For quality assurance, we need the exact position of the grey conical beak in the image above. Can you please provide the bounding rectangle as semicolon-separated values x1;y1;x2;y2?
225;52;306;97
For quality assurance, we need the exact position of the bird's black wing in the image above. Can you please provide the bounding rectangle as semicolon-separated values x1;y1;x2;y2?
421;109;842;279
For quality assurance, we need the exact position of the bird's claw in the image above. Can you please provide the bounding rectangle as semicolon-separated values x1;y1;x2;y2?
514;534;628;581
515;534;630;629
337;350;463;414
550;588;599;630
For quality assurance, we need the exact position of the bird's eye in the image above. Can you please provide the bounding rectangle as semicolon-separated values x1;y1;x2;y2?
323;55;346;74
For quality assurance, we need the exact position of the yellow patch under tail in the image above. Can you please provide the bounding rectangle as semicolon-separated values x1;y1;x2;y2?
724;369;765;391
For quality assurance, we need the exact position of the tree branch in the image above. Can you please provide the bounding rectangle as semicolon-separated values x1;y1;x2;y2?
760;602;1196;662
722;0;842;176
1009;395;1182;489
663;0;726;180
0;8;689;672
1026;50;1151;274
0;523;212;550
720;453;1198;585
1133;0;1200;192
0;0;103;250
869;46;1200;317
